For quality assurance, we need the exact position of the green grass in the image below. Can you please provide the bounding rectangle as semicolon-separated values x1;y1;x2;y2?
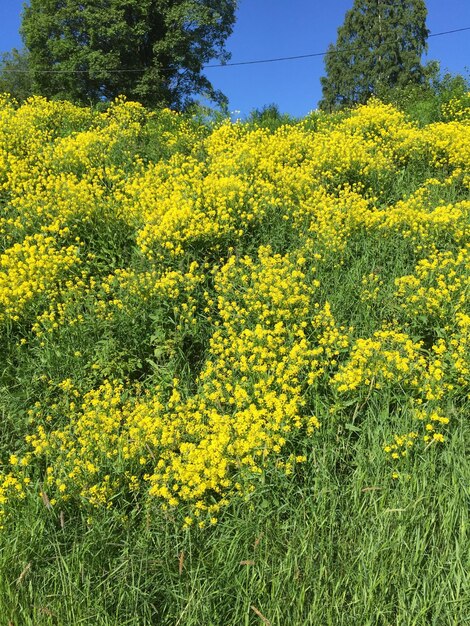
1;101;469;625
0;399;468;625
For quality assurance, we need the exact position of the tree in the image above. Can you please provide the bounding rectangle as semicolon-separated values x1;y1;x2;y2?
21;0;238;109
379;61;470;125
247;104;295;130
0;49;34;101
320;0;429;111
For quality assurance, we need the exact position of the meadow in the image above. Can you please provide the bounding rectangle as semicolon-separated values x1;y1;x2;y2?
0;93;469;625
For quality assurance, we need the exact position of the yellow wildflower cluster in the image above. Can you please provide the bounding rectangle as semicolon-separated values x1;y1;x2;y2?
395;244;470;321
0;92;469;526
20;248;325;527
360;272;384;303
0;233;80;324
384;431;419;459
384;405;450;468
333;329;425;393
441;93;470;123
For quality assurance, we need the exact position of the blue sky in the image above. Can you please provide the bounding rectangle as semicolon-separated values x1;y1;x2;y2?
1;0;469;117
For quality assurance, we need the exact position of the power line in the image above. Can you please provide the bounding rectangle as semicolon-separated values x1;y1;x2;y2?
1;25;469;74
204;27;470;68
428;26;470;37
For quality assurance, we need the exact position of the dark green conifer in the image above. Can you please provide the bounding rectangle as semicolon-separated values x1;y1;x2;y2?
320;0;429;110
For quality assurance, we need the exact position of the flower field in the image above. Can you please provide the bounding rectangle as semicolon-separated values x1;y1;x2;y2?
0;94;469;624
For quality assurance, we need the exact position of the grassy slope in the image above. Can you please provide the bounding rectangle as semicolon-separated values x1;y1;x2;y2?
0;97;469;625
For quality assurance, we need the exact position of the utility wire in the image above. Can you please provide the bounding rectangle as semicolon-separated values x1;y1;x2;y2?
1;25;469;74
204;26;470;68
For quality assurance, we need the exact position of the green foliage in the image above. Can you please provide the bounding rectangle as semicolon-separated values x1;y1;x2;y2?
320;0;428;111
21;0;238;109
0;48;34;101
379;64;470;125
246;103;296;130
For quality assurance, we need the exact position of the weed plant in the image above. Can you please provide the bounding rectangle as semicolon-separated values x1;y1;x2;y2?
0;93;469;625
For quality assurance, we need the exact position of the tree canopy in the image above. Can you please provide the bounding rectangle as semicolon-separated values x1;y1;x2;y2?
320;0;429;111
21;0;238;109
0;49;34;102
